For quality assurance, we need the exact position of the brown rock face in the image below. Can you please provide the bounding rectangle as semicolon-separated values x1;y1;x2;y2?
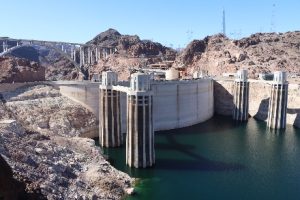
87;28;121;46
175;31;300;78
177;39;207;65
87;29;177;80
0;57;45;83
88;28;176;58
5;45;79;81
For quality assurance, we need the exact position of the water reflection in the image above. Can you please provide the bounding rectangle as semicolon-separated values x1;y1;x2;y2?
99;115;300;200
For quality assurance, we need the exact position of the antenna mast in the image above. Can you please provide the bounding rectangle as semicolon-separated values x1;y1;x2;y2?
222;8;226;36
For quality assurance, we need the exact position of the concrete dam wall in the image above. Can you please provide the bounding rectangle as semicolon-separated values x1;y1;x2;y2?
58;79;214;134
59;82;101;119
214;79;300;128
152;79;214;131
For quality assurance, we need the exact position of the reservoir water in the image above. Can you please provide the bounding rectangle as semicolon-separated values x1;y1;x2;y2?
101;115;300;200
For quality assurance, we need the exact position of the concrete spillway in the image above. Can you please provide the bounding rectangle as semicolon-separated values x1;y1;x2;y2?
233;69;249;121
267;71;288;129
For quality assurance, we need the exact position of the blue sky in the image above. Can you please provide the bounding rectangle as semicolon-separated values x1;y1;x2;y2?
1;0;299;47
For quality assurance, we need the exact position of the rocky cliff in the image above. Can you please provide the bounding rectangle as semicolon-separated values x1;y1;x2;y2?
175;31;300;78
88;28;176;58
0;85;134;199
87;29;177;80
3;30;300;81
0;57;45;83
5;46;78;81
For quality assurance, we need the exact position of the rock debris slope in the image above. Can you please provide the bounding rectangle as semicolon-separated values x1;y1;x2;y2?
0;85;134;199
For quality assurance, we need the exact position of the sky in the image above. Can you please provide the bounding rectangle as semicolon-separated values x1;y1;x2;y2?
1;0;299;48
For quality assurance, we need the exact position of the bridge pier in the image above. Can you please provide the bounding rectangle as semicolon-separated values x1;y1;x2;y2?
105;48;108;59
126;73;154;168
267;71;288;129
91;49;95;64
72;48;76;62
79;47;82;66
2;41;8;52
95;47;98;62
101;49;104;59
87;47;89;64
99;71;122;147
80;46;85;66
233;69;249;121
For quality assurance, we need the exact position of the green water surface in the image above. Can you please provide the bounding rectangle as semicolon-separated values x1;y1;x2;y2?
101;116;300;200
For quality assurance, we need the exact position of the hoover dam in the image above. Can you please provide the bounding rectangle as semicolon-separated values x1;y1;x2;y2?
1;11;300;199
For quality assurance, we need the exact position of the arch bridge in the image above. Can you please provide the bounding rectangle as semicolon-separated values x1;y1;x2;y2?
0;37;118;78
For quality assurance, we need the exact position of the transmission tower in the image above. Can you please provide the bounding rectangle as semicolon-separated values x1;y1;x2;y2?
222;8;226;36
186;30;194;45
270;3;276;32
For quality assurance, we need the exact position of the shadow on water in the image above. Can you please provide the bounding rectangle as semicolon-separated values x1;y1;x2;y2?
101;115;246;178
142;115;245;173
154;131;245;172
157;115;238;136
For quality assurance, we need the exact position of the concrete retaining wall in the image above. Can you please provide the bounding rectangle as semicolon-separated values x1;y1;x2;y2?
214;79;300;128
59;83;101;120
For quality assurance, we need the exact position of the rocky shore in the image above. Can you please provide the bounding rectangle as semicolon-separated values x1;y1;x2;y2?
0;85;134;199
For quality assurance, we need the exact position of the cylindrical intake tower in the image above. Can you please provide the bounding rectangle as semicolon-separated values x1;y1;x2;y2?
126;72;155;168
99;71;122;147
267;71;288;129
233;69;249;121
